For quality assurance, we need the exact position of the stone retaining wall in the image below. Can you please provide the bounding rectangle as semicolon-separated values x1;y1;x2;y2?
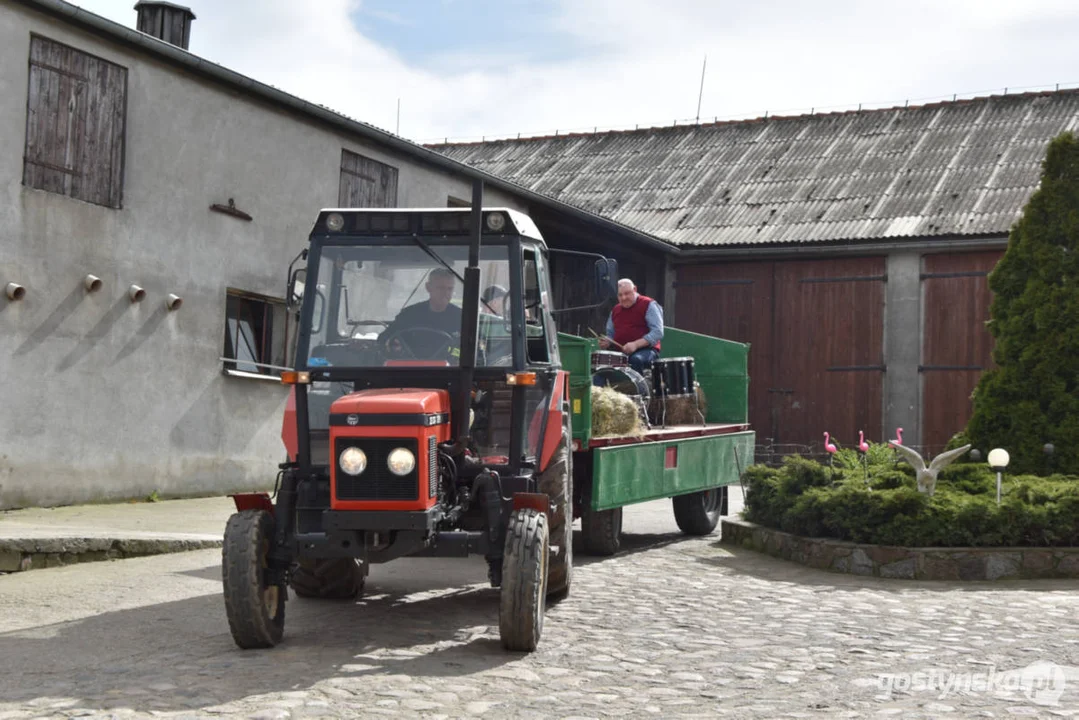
0;537;222;573
720;518;1079;580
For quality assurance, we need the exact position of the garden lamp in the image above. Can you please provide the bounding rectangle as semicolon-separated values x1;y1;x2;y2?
988;448;1009;504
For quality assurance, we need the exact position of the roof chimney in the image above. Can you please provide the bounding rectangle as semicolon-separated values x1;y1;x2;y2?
134;1;196;50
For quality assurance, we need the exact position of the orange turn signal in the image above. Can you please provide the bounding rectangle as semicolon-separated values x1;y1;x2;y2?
280;371;311;385
506;372;537;386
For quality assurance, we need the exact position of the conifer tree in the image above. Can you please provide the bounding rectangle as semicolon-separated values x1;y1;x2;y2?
964;131;1079;475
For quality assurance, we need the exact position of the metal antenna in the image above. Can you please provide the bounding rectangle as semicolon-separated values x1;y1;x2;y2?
696;54;707;123
396;98;400;134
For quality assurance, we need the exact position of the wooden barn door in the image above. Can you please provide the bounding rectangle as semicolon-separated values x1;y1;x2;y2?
771;258;885;453
920;251;1002;455
676;257;885;454
675;262;774;438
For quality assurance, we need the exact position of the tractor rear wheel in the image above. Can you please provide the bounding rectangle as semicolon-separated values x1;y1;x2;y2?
672;486;725;536
499;508;549;652
537;419;572;600
222;510;285;649
581;505;622;556
289;557;365;599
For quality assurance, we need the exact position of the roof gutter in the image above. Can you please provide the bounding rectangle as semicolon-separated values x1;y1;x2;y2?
672;235;1010;261
14;0;679;257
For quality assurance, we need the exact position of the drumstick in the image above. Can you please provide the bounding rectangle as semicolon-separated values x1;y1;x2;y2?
588;328;624;350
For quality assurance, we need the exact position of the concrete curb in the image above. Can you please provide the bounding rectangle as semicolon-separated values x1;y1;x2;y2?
720;518;1079;581
0;537;222;573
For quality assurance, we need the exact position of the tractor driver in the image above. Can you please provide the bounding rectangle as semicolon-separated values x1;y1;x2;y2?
378;267;463;359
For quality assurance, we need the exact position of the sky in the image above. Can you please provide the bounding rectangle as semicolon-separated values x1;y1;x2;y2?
69;0;1079;144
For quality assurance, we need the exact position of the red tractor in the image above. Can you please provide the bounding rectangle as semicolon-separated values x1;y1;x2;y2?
221;184;617;651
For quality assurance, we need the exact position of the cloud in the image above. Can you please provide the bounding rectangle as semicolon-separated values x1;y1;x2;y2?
67;0;1079;143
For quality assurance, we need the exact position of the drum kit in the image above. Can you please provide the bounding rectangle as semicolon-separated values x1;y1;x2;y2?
590;351;706;427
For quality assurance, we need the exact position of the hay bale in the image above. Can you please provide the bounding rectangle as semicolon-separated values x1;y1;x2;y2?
591;385;647;437
649;383;708;426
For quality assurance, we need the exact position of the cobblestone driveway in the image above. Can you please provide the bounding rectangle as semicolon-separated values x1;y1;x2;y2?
2;500;1078;719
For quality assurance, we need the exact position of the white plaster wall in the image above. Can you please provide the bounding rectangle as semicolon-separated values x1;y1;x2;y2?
0;4;525;508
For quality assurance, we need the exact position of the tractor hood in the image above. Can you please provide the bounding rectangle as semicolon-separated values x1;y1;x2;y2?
330;388;452;427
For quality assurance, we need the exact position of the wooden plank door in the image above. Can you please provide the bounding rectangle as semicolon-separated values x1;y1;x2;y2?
920;251;1002;455
772;258;886;453
674;261;774;440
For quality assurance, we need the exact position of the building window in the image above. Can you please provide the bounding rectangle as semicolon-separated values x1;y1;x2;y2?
339;149;398;207
22;34;128;209
222;290;288;377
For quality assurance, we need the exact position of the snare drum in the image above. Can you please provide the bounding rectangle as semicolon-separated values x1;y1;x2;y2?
591;350;628;372
650;357;695;397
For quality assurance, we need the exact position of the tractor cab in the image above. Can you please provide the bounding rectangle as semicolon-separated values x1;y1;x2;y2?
283;206;605;475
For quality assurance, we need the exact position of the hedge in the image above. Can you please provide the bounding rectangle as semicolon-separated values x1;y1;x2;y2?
741;445;1079;548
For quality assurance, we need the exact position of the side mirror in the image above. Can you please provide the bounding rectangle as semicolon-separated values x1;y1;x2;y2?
287;267;306;313
594;258;618;299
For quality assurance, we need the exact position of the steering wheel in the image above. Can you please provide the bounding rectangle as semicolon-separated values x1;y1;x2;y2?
381;327;456;360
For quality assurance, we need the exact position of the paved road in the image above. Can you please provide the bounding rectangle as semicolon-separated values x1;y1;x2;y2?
2;494;1079;719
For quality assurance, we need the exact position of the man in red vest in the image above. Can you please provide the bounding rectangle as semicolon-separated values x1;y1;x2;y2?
598;278;664;372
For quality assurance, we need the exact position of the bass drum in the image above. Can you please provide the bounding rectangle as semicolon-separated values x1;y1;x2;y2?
593;366;650;400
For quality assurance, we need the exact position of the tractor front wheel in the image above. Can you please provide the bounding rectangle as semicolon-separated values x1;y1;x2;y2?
499;508;549;652
537;419;572;600
581;505;622;556
672;486;725;536
290;558;365;599
222;510;286;649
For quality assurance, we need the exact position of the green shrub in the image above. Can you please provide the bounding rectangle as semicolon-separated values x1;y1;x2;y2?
741;454;1079;547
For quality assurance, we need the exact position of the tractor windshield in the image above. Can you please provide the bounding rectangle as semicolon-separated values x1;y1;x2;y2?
304;242;521;369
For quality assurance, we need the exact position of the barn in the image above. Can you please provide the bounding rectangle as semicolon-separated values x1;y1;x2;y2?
431;90;1079;457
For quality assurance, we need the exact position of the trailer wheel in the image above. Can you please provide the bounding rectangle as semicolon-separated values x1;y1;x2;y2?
581;505;622;556
222;510;285;649
537;419;572;600
672;486;725;536
499;508;549;652
289;557;365;600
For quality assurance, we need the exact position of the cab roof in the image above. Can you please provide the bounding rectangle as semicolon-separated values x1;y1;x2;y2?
313;207;545;244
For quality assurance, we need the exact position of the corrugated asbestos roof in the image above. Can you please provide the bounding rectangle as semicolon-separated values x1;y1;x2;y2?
429;90;1079;247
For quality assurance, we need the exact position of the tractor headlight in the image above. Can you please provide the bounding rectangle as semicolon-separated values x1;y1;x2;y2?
326;212;345;232
339;447;367;476
387;447;416;476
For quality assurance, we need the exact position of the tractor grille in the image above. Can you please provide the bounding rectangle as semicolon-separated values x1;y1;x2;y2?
334;437;419;501
428;435;438;499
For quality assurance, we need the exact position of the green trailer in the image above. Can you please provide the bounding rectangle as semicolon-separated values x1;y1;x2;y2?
558;327;755;555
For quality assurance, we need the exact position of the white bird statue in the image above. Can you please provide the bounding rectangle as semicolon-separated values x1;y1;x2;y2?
888;441;972;496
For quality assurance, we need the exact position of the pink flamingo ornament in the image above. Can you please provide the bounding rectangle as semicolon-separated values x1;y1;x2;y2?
888;427;904;467
823;432;838;475
823;431;838;454
858;430;870;483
